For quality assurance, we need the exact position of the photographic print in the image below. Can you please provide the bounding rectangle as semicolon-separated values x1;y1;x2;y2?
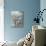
11;11;24;28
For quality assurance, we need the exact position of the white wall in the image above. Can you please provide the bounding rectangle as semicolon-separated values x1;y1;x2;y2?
40;0;46;27
0;0;4;42
40;0;46;9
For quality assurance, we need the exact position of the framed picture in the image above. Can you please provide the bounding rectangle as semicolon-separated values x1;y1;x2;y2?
11;11;24;28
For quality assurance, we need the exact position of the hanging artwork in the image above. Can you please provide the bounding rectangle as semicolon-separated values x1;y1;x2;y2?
11;11;24;28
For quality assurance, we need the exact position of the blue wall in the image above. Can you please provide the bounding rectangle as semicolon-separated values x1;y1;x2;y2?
4;0;40;42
